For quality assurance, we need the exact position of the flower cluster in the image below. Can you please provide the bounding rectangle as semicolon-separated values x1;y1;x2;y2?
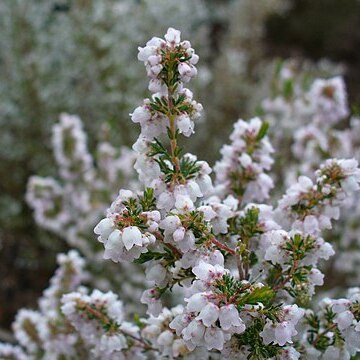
260;305;304;347
258;230;334;299
52;113;94;181
214;117;274;202
142;305;191;358
303;288;360;359
4;27;360;360
94;188;159;262
309;76;349;126
26;113;137;257
61;290;146;359
170;258;246;351
277;159;360;236
138;27;199;85
2;251;88;359
0;343;27;360
258;61;360;289
93;28;360;358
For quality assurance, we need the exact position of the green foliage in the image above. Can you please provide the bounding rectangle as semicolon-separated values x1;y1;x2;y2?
266;234;318;300
150;96;169;114
237;286;275;307
255;122;270;142
139;188;156;211
149;138;200;184
283;233;316;262
179;156;201;180
134;246;178;265
229;207;263;240
236;318;281;360
228;207;264;279
282;79;294;100
117;192;158;230
228;169;257;197
178;210;210;245
305;308;342;352
214;274;275;307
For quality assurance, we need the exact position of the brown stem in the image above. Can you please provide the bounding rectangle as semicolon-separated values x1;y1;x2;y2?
76;301;155;351
153;231;182;258
209;236;236;255
273;260;298;292
237;255;246;280
167;87;181;175
228;283;251;304
238;237;251;280
312;323;337;347
244;260;250;280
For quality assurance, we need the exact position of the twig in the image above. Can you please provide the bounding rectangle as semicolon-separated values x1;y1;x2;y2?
209;236;236;255
312;323;337;347
153;231;182;258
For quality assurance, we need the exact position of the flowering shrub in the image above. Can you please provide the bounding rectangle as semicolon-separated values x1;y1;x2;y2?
26;113;136;257
25;113;147;305
3;27;360;359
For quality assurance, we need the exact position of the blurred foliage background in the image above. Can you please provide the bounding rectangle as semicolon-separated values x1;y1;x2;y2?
1;0;360;332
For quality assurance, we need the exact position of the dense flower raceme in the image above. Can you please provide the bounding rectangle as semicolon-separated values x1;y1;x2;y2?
4;28;360;359
0;251;152;359
26;113;137;257
259;61;360;287
2;251;87;359
261;62;351;187
61;290;146;359
90;28;360;358
276;159;360;234
214;117;274;202
25;114;148;306
302;287;360;359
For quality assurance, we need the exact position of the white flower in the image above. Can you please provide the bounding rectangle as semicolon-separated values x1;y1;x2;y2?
165;27;181;45
182;320;205;343
335;311;354;330
159;215;182;237
173;227;186;242
186;293;209;312
94;218;114;242
219;305;245;332
309;268;324;286
146;263;167;285
175;194;194;211
204;326;225;351
309;76;349;125
130;105;151;124
100;333;127;352
192;262;226;282
177;114;194;136
103;229;123;262
196;303;219;327
274;321;294;346
122;226;143;250
323;346;350;360
141;289;162;316
157;330;173;346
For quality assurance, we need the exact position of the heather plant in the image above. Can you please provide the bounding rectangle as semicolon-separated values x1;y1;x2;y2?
259;61;360;287
0;0;289;233
26;113;137;258
25;113;146;302
3;28;360;360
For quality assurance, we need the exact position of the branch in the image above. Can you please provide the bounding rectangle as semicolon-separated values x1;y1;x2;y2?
312;323;337;347
209;236;236;255
153;231;182;258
